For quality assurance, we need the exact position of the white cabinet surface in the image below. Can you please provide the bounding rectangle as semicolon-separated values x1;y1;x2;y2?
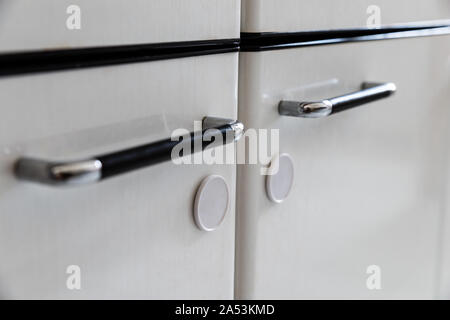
0;0;240;53
235;34;450;299
1;1;450;301
242;0;450;32
0;52;238;299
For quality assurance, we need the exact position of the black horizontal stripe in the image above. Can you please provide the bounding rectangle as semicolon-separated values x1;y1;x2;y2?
0;23;449;77
0;38;240;77
241;24;450;51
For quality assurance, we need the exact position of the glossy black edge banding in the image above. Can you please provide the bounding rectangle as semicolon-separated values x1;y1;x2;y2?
0;38;240;77
2;24;450;77
241;24;450;51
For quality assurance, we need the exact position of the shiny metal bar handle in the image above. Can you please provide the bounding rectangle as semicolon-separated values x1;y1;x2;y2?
278;82;396;118
15;116;244;187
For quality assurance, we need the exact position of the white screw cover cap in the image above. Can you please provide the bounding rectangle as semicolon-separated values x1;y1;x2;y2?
194;175;230;231
266;153;294;203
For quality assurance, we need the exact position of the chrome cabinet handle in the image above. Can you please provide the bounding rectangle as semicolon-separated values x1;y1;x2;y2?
278;82;396;118
15;117;244;187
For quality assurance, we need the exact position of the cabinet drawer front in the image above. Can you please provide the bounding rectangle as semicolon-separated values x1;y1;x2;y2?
0;53;238;299
235;35;450;299
242;0;450;32
0;0;240;53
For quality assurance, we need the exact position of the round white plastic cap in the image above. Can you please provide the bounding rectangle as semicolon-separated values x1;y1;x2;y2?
266;153;294;203
194;175;230;231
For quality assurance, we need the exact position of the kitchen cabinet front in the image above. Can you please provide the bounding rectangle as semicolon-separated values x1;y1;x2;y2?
0;52;239;299
242;0;450;32
2;0;450;301
235;34;450;299
0;0;240;52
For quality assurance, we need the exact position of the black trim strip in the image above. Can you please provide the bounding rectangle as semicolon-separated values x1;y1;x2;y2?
0;39;240;77
241;25;450;51
1;24;450;77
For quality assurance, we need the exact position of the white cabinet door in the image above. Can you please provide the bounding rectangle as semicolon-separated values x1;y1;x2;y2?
0;0;240;52
0;52;238;299
242;0;450;32
235;34;450;299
